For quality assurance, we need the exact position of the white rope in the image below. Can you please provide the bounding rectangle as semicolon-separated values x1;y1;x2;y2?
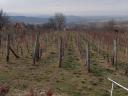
108;78;128;91
108;78;128;96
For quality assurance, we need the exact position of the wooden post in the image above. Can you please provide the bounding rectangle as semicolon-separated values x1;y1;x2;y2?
114;29;119;70
6;34;10;62
59;37;63;68
86;43;91;72
0;31;1;46
16;43;19;53
20;45;23;56
112;39;117;69
26;43;30;54
125;47;127;60
6;34;20;62
32;32;40;65
97;42;100;56
125;67;128;76
39;48;43;59
9;47;20;58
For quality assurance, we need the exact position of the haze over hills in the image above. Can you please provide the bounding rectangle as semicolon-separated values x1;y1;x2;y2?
9;15;128;24
9;16;49;24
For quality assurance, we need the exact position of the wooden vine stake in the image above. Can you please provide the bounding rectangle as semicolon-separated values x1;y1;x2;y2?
112;28;118;70
125;47;127;60
113;39;117;69
32;32;40;65
0;31;1;46
59;36;63;68
6;34;20;62
6;34;10;62
86;42;91;72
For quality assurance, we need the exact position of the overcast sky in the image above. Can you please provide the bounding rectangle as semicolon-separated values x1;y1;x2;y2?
0;0;128;16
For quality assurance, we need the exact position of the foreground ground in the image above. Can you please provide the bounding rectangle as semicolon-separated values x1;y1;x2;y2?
0;32;128;96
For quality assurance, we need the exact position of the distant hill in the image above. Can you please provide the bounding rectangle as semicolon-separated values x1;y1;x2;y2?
9;16;49;24
9;15;128;24
66;16;128;24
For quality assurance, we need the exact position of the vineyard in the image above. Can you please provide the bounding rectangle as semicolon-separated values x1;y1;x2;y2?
0;24;128;96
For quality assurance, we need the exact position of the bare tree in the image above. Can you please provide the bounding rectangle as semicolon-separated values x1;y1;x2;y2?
44;13;66;32
54;13;66;31
105;20;116;31
0;9;9;46
0;10;9;29
48;18;56;30
53;13;66;68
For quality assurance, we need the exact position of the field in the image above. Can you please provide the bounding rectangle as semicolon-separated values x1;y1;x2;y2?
0;29;128;96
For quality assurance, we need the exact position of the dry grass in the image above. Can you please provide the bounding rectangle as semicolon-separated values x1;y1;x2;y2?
0;32;128;96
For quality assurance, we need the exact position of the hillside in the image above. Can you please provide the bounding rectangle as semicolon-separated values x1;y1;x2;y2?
9;16;49;24
0;31;128;96
9;15;128;24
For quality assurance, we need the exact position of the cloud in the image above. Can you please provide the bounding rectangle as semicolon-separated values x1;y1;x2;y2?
0;0;128;16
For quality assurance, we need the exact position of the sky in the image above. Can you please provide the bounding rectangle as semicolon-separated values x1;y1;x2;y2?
0;0;128;16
